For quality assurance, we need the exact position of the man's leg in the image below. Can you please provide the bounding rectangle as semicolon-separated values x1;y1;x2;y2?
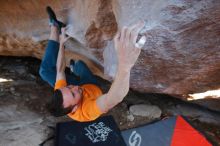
39;26;60;87
71;60;98;86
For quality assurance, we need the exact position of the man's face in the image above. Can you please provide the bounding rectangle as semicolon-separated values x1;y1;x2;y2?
59;85;83;113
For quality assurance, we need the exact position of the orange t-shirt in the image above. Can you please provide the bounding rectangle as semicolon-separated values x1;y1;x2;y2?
54;80;103;122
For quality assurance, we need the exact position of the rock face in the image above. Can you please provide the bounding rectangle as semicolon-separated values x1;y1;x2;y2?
0;0;219;98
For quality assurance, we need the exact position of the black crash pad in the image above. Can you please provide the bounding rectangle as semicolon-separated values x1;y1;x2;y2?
55;116;126;146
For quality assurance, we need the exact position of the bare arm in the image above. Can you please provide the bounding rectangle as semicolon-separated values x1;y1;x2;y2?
56;43;66;81
97;21;145;112
56;28;70;82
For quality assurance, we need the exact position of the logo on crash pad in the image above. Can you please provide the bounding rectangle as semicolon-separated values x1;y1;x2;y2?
84;122;113;143
129;131;142;146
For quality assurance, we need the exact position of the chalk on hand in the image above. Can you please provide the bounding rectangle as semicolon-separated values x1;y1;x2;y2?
135;35;146;49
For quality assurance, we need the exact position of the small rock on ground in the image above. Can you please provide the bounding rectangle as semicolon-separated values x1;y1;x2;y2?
127;112;135;122
129;104;162;119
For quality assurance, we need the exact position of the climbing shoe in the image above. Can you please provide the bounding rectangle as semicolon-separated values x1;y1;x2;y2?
46;6;66;30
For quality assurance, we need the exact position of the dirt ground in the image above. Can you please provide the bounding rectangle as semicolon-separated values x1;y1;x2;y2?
0;56;220;146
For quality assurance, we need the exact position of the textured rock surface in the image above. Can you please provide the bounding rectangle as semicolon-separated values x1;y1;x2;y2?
111;0;220;95
0;0;220;97
0;105;44;146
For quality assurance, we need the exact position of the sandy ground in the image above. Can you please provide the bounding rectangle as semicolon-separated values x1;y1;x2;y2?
0;56;219;146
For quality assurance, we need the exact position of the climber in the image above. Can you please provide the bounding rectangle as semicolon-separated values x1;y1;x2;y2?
39;6;145;122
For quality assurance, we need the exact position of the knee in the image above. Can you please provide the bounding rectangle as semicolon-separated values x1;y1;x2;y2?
74;60;90;73
75;60;87;68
